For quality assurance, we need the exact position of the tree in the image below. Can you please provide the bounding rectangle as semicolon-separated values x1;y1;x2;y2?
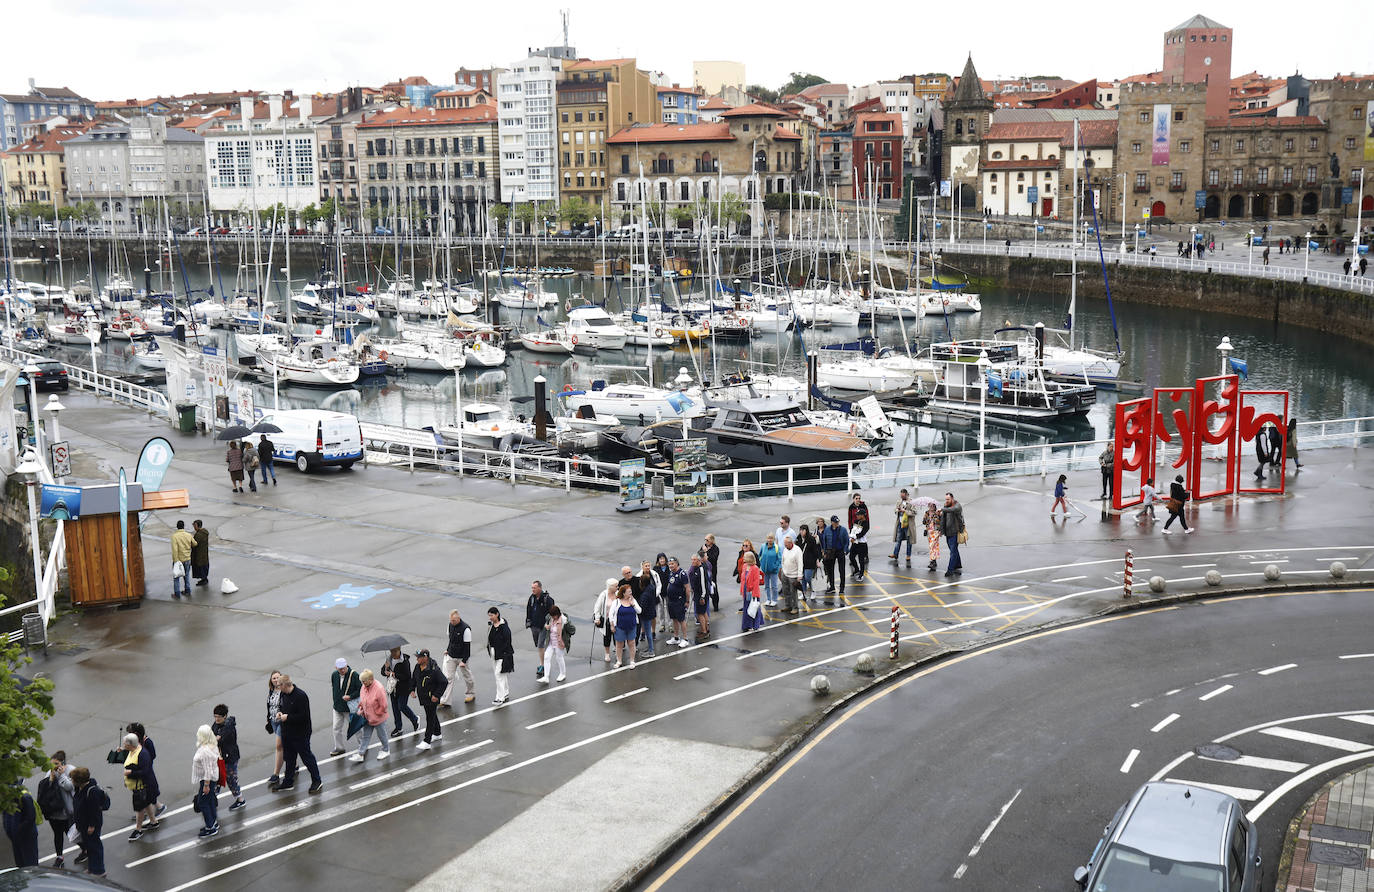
560;195;594;228
318;197;339;229
299;203;320;231
76;201;99;224
489;202;511;233
512;202;536;234
0;570;56;814
746;84;779;104
779;72;828;98
670;205;695;229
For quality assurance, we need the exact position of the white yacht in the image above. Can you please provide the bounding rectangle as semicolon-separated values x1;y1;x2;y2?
565;305;628;350
257;338;360;387
438;402;531;449
817;357;915;392
377;337;467;372
555;382;703;423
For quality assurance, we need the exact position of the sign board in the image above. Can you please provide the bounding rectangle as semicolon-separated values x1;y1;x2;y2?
939;180;951;198
1342;187;1354;206
236;385;255;423
1027;186;1038;205
672;438;708;509
856;396;890;435
618;459;646;505
1142;208;1152;220
40;483;82;520
49;440;70;477
1195;190;1207;209
203;355;228;388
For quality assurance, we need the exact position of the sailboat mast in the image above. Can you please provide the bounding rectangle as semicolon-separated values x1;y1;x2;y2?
638;162;652;388
1070;119;1079;353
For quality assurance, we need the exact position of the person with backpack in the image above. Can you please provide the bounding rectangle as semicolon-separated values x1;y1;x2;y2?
36;750;77;867
70;767;109;878
541;605;568;683
2;784;39;867
1163;474;1193;534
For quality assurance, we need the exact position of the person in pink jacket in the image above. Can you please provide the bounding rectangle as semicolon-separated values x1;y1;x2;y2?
739;551;765;633
351;669;391;762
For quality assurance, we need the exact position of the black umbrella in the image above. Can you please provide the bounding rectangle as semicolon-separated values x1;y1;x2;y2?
250;421;283;433
215;424;253;441
360;633;409;654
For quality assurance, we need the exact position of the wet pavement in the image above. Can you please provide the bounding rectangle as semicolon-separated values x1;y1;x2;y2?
10;391;1373;890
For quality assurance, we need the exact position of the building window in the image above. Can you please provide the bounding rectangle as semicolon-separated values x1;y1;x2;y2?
1171;171;1183;187
1282;166;1293;184
1308;137;1318;150
1305;165;1317;183
1139;111;1149;123
1209;139;1220;153
1284;138;1294;151
680;181;689;201
1179;140;1190;153
1234;139;1244;152
1131;142;1142;154
1232;167;1243;185
1347;137;1357;150
1135;172;1147;188
1173;110;1185;122
1257;167;1268;185
574;112;583;122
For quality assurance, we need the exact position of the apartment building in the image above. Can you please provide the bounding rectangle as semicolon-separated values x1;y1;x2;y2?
556;58;657;205
1;122;91;206
0;81;95;151
204;95;324;215
65;116;205;229
658;85;701;124
852;112;903;200
496;53;563;203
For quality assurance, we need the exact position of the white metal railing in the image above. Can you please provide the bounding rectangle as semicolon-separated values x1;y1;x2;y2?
0;452;65;628
0;344;170;416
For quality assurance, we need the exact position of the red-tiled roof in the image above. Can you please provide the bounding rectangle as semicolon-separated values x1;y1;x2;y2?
566;58;635;70
773;126;801;140
6;124;93;153
1120;71;1164;84
982;158;1059;170
606;122;733;144
433;87;488;98
700;97;732;110
719;103;789;118
656;85;700;95
985;119;1116;148
358;105;496;129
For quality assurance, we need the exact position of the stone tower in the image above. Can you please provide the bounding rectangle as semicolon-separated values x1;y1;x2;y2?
942;55;993;209
1162;14;1233;120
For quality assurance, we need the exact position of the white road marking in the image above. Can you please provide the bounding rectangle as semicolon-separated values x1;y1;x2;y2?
1249;559;1289;564
1000;585;1028;593
1165;780;1264;801
1317;557;1359;562
1165;688;1183;696
952;788;1022;880
736;649;770;660
799;629;843;642
1120;749;1140;773
1258;663;1297;676
945;599;973;607
1260;727;1374;752
1338;653;1374;660
1249;749;1374;822
525;711;576;731
1151;713;1181;733
1340;715;1374;728
603;687;649;704
1198;754;1309;773
1199;684;1233;701
673;667;710;680
1182;563;1217;568
1052;575;1087;583
348;768;411;791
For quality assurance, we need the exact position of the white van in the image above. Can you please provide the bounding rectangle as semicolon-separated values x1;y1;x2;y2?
255;409;364;473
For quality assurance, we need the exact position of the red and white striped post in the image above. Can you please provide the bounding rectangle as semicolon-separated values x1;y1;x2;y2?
1123;549;1134;598
889;605;900;660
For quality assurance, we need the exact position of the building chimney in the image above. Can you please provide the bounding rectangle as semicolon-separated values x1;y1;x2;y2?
239;96;253;125
299;95;312;120
268;94;283;121
28;77;35;93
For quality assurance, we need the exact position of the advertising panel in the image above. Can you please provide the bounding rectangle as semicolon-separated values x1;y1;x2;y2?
1152;103;1171;166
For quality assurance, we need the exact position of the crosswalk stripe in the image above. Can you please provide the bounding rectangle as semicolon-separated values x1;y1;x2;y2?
1198;754;1309;773
1338;715;1374;728
1260;727;1374;752
1163;779;1264;802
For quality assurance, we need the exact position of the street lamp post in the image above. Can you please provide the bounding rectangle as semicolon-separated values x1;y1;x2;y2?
1355;168;1366;252
1216;336;1233;377
21;363;40;451
1133;224;1141;256
15;449;45;617
1190;226;1198;262
83;308;100;381
1247;229;1255;267
44;395;64;479
976;350;990;482
1304;231;1312;276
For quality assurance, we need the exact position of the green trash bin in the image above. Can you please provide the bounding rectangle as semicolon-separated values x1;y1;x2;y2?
176;403;198;433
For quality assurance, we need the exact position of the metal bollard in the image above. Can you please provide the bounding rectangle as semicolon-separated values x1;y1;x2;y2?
1123;548;1134;598
889;605;899;660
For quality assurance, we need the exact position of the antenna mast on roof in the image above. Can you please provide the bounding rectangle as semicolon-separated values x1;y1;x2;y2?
561;9;570;48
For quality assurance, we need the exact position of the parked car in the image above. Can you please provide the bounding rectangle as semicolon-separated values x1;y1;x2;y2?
188;227;206;237
30;360;69;392
339;228;356;236
290;227;307;236
38;222;58;232
1075;781;1259;892
254;409;364;473
211;226;229;235
374;226;393;236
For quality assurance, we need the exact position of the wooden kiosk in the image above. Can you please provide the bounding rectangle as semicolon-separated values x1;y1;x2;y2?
53;482;190;606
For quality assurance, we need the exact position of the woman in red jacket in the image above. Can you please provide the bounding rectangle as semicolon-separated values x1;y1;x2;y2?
739;551;765;633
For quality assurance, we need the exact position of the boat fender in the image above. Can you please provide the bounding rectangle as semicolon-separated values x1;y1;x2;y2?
570;334;578;345
565;299;572;312
561;384;575;394
378;350;388;361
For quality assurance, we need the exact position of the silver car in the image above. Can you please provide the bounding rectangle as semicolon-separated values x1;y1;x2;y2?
1075;781;1260;891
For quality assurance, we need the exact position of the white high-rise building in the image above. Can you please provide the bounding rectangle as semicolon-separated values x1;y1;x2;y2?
497;54;563;203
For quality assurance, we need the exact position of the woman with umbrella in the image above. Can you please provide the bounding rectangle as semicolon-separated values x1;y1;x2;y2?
366;635;420;739
217;424;253;494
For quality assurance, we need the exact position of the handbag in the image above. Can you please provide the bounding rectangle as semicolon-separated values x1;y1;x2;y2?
384;675;397;695
746;598;760;619
217;757;228;787
265;721;274;735
1166;497;1182;513
346;711;367;739
957;529;968;545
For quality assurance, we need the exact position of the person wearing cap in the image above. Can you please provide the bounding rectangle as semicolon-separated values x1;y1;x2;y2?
593;578;618;662
819;515;850;603
779;533;803;615
663;557;690;648
328;658;361;757
411;650;447;748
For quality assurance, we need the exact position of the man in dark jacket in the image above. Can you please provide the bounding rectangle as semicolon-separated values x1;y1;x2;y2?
257;434;277;486
191;520;210;586
630;565;659;657
846;494;869;575
2;785;39;868
819;515;849;602
70;768;108;878
439;610;476;707
797;524;820;599
383;648;418;737
328;658;362;757
701;534;721;611
524;581;555;679
274;675;322;794
940;492;965;576
412;649;448;748
487;607;515;706
663;558;690;648
689;554;714;641
212;704;246;811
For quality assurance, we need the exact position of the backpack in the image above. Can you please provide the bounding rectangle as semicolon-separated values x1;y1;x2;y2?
36;776;66;820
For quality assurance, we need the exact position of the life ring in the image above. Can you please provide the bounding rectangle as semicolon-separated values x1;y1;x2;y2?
378;350;388;361
570;334;578;345
653;327;666;339
561;384;575;394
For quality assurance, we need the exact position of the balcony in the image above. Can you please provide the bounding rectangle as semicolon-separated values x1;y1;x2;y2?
694;160;718;173
651;160;674;174
1132;184;1150;193
1168;182;1187;192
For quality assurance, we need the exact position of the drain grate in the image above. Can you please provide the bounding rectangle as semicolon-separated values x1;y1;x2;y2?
1195;743;1243;760
1308;841;1367;868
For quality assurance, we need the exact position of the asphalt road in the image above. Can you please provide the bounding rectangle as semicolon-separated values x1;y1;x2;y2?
644;587;1374;892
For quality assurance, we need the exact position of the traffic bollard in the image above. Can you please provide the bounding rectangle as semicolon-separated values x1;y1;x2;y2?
889;605;899;660
1123;548;1134;598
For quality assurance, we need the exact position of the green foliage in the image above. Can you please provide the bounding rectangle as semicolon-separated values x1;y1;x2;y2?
319;197;339;226
669;205;695;228
560;196;594;228
489;203;511;229
693;193;747;227
779;72;828;98
299;203;320;229
894;175;936;236
763;192;831;211
0;588;56;814
746;84;779;104
18;202;55;222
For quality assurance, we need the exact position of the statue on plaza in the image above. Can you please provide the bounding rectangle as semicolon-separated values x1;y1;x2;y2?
1330;152;1340;179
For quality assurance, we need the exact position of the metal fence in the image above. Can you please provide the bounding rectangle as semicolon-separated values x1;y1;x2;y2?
0;344;170;416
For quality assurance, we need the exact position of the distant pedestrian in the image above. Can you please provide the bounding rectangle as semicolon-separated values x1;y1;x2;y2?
121;733;159;840
211;704;245;812
191;519;210;587
328;657;361;757
3;784;39;867
524;580;555;680
1177;240;1184;256
242;441;259;493
1267;422;1284;473
541;605;568;683
1137;477;1158;522
1162;475;1192;534
797;524;820;598
700;534;721;611
35;750;77;867
779;533;802;616
70;767;108;877
225;440;245;492
411;649;446;747
1286;417;1302;469
1052;474;1070;516
439;610;476;707
274;675;323;793
593;577;617;662
487;607;515;705
846;493;869;575
1360;256;1368;277
191;725;220;837
940;492;966;577
381;647;419;737
1262;246;1269;265
890;488;917;563
1149;244;1157;260
351;669;390;761
923;502;942;571
663;559;689;649
758;535;781;607
170;520;194;599
689;553;714;639
740;552;765;632
1344;258;1353;276
1254;424;1274;479
850;515;870;579
265;671;285;789
257;434;277;486
1098;447;1114;500
819;515;849;601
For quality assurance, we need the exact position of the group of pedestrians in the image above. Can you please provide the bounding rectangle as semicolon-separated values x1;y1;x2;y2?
224;434;277;494
168;518;210;598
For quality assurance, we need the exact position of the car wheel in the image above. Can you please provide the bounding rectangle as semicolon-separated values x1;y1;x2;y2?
295;453;312;473
340;461;354;470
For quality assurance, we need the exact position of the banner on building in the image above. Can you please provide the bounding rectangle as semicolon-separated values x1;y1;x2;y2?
1152;103;1171;166
1365;100;1374;162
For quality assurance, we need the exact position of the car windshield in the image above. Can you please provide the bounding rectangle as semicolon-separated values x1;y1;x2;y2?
1093;845;1224;892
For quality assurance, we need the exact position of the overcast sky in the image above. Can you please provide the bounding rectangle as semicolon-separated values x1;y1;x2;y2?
6;0;1370;100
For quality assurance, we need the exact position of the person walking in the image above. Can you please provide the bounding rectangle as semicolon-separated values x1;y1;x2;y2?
225;440;245;493
689;554;713;640
69;767;108;878
779;533;803;615
524;581;555;681
923;501;942;571
328;658;361;757
487;607;515;705
850;513;870;580
797;524;820;600
274;675;323;794
3;784;38;867
191;725;221;837
1137;477;1159;522
611;584;642;668
1051;474;1070;516
541;605;568;683
1267;420;1284;473
1162;475;1193;534
411;650;446;748
819;515;849;603
635;565;661;656
439;610;476;707
257;434;277;487
662;557;690;648
121;733;160;840
35;751;76;867
381;647;419;738
1360;256;1368;277
757;535;782;607
700;534;721;611
846;494;870;576
211;705;245;812
351;670;391;762
940;492;966;577
242;441;259;493
1253;423;1274;479
1344;258;1353;276
170;520;194;600
890;489;917;564
1097;447;1114;500
739;552;765;632
190;519;210;587
1285;417;1302;470
593;578;617;663
265;671;286;790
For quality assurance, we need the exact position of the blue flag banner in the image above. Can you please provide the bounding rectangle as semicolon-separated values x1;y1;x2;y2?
986;371;1004;399
666;392;694;415
118;468;129;584
1227;357;1248;381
